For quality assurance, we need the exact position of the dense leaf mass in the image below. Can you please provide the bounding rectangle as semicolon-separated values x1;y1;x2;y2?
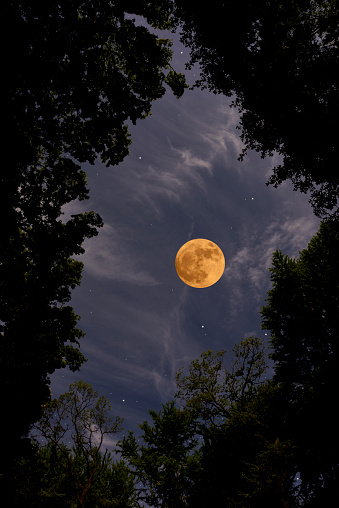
1;0;187;486
15;381;136;507
6;0;187;166
173;0;339;218
118;339;298;507
261;220;339;504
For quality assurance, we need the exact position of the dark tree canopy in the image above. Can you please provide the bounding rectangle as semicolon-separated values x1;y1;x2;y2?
173;0;339;219
261;220;339;504
1;0;187;482
175;336;268;429
31;381;124;507
119;339;298;507
5;0;187;171
174;338;297;507
13;381;137;507
118;401;200;507
261;220;339;391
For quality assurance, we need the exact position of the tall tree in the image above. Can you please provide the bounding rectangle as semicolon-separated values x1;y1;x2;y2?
186;381;298;508
117;401;201;507
261;219;339;505
118;338;297;507
0;155;101;482
173;0;339;219
30;381;125;507
175;337;298;507
14;398;137;507
175;336;268;430
2;0;187;481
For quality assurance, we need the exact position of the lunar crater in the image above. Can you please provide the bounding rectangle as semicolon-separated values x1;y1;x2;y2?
175;238;225;288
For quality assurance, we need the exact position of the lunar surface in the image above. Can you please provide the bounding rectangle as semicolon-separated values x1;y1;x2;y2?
175;238;225;288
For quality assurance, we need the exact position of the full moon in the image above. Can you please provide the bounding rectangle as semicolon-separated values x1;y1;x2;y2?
175;238;225;288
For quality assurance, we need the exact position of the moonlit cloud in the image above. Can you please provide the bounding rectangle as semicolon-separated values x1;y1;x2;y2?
224;214;320;317
51;31;321;444
173;146;213;173
76;223;160;286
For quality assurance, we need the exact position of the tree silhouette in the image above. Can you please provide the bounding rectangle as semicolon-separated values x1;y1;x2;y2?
174;337;297;507
14;381;137;507
118;401;200;507
173;0;339;219
118;339;297;507
2;0;187;489
261;219;339;504
31;381;124;507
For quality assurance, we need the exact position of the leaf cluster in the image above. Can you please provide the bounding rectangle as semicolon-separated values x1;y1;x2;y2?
14;444;138;508
117;338;299;507
118;401;201;507
175;336;268;428
173;0;339;218
260;219;339;502
24;381;129;507
6;0;188;170
2;0;188;479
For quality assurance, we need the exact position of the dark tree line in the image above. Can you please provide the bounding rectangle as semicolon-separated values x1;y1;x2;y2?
12;219;339;506
3;0;339;506
119;220;339;507
14;381;137;507
2;0;186;493
261;220;339;504
173;0;339;219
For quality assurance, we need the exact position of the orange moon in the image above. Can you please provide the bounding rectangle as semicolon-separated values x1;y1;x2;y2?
175;238;225;288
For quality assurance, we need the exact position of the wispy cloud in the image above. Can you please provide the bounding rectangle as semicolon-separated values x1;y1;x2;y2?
224;214;321;317
198;100;246;166
53;54;322;448
173;146;213;173
76;223;160;285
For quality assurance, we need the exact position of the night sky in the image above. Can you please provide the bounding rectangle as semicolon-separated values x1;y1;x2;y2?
49;26;321;451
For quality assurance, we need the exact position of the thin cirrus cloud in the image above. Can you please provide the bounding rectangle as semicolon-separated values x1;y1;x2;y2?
77;223;161;286
224;214;321;318
70;310;192;421
52;43;322;452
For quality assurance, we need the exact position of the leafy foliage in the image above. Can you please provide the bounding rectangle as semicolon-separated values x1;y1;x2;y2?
28;381;126;507
261;220;339;389
2;0;188;483
174;338;297;507
175;336;268;428
173;0;339;218
118;401;201;507
118;338;298;507
261;219;339;503
14;442;138;507
0;151;102;477
6;0;187;172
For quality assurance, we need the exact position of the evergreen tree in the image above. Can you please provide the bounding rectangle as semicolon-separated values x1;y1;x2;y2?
118;401;201;507
261;220;339;504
